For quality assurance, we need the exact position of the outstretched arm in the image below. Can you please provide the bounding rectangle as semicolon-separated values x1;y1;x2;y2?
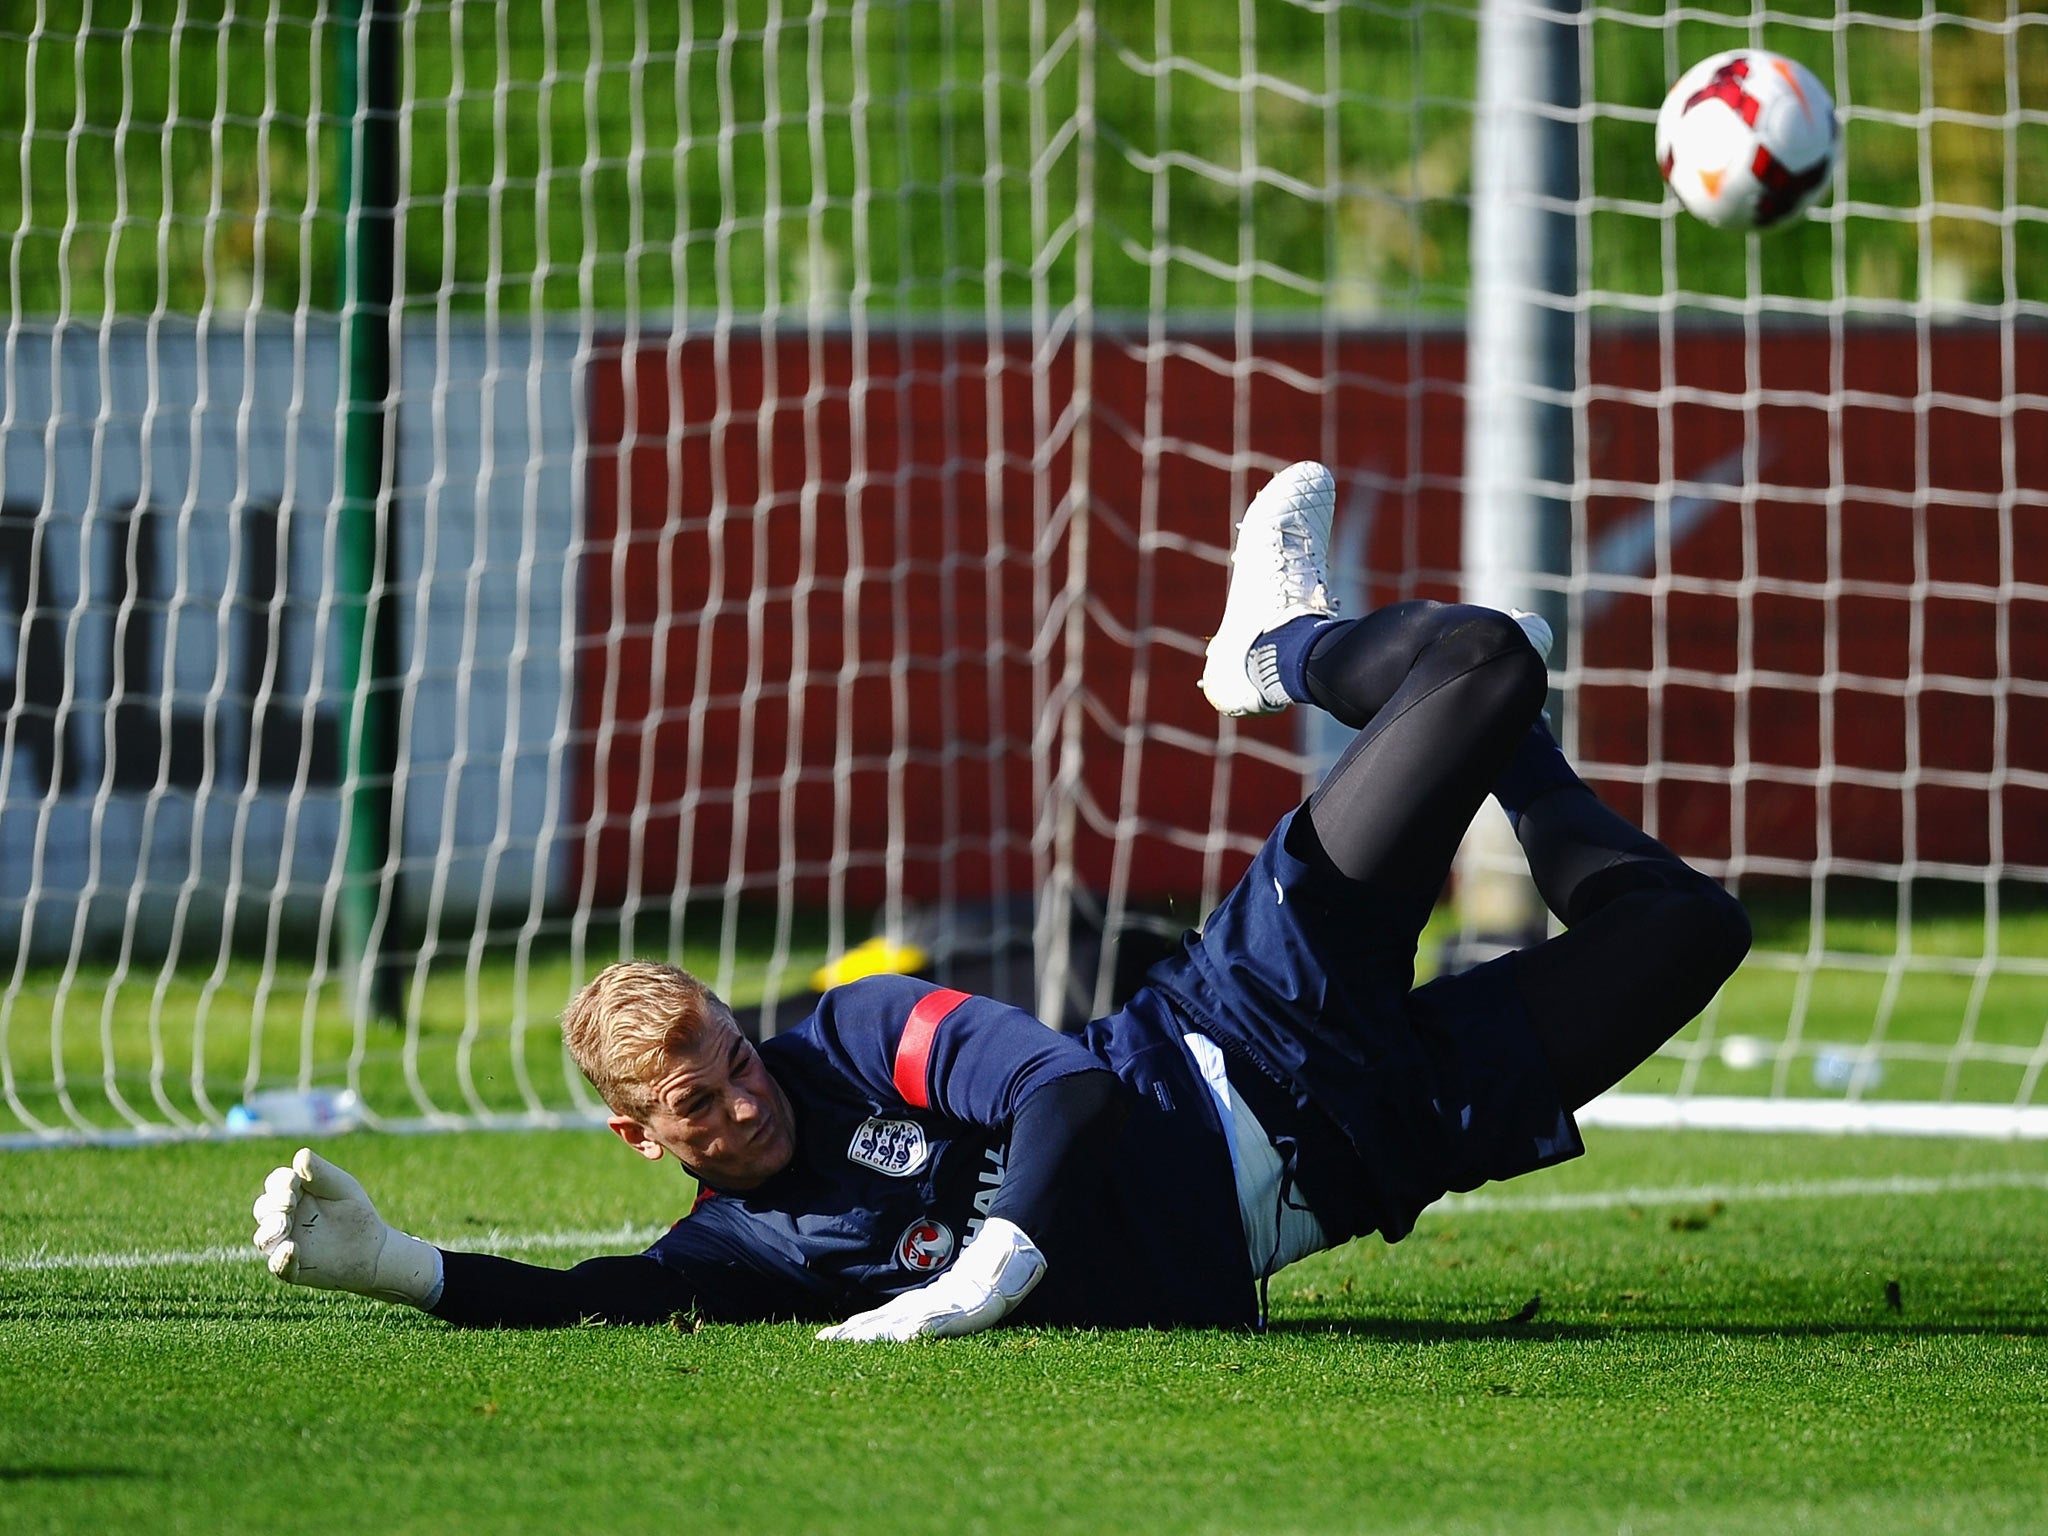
431;1250;701;1328
251;1148;706;1327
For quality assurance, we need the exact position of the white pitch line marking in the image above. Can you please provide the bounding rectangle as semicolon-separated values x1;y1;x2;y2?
1;1223;667;1275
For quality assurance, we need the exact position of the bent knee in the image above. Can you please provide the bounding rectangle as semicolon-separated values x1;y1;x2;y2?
1682;879;1753;985
1435;606;1549;720
1713;886;1754;973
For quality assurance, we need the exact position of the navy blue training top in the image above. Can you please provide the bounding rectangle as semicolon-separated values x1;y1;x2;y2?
645;974;1255;1329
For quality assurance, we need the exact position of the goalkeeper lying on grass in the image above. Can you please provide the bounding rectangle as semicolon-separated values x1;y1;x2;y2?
253;462;1751;1340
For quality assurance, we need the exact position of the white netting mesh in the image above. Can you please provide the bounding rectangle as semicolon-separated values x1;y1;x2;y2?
2;2;2044;1144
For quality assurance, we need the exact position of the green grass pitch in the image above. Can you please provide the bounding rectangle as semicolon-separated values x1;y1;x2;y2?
5;1126;2045;1535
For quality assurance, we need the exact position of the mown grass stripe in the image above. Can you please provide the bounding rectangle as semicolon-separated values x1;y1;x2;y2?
12;1169;2046;1275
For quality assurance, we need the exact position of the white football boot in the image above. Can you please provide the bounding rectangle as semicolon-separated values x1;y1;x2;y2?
1199;461;1339;716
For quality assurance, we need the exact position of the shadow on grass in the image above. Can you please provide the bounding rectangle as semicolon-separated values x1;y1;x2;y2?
18;1295;2046;1345
0;1465;151;1482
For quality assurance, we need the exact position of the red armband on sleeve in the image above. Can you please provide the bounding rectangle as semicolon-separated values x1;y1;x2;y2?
890;988;969;1108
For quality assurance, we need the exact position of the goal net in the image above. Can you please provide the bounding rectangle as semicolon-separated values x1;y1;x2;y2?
2;2;2042;1145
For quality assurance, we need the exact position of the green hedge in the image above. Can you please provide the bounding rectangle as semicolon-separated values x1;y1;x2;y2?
2;0;2040;318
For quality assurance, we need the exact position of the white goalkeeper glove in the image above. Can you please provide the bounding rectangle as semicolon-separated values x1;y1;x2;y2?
250;1147;445;1309
816;1217;1045;1343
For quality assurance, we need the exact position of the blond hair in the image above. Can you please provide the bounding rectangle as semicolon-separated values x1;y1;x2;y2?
560;960;723;1119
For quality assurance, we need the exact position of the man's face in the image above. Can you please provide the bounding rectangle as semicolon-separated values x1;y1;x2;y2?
607;1010;797;1190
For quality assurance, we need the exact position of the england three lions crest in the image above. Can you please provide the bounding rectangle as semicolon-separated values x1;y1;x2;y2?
847;1115;930;1177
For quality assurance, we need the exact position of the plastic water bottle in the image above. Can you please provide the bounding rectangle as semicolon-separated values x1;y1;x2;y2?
1811;1049;1882;1094
226;1087;365;1137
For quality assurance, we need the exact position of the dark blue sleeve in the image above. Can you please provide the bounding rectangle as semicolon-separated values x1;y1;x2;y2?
808;974;1109;1128
430;1250;697;1328
429;1212;831;1328
985;1068;1122;1235
645;1205;837;1322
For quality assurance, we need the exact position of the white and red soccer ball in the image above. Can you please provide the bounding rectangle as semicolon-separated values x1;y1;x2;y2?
1656;49;1838;230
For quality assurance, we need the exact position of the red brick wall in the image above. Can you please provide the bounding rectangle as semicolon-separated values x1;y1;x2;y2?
1579;325;2048;872
576;323;2048;904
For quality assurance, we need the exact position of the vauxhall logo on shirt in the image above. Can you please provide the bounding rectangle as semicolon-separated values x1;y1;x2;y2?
846;1115;930;1176
895;1218;955;1271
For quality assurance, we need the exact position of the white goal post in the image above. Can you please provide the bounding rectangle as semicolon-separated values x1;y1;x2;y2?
1;3;2043;1145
